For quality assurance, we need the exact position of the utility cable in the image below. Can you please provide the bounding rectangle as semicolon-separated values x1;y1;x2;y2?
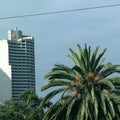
0;3;120;20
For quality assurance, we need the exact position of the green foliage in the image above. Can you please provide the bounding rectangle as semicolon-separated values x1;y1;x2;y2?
0;89;51;120
41;44;120;120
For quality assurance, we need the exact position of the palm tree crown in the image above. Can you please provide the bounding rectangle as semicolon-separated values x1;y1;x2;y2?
41;44;120;120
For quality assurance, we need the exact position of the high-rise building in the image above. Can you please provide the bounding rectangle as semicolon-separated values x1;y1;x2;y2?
0;28;35;104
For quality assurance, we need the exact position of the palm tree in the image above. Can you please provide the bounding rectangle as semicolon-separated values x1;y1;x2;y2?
41;44;120;120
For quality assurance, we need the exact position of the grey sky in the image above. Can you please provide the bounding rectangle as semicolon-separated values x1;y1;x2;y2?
0;0;120;97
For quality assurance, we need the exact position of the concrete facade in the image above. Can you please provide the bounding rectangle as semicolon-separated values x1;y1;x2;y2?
0;40;12;105
0;28;35;104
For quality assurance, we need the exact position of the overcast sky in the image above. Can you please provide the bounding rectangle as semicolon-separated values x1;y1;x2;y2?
0;0;120;97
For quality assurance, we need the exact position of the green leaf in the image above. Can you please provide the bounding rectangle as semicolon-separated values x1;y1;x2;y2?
77;99;85;120
53;64;72;73
90;46;100;71
94;98;98;120
68;48;81;67
44;71;74;80
101;94;107;115
101;65;120;78
66;98;76;120
41;80;70;91
40;88;65;107
105;94;115;118
97;79;115;91
92;48;107;72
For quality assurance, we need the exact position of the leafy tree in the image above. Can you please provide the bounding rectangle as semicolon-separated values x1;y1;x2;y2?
0;89;51;120
41;44;120;120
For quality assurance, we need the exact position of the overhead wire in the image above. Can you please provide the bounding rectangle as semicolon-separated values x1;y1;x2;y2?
0;3;120;20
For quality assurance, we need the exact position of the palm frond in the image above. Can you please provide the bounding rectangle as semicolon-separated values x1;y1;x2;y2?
52;64;72;73
42;101;61;120
72;66;85;76
77;44;87;72
105;94;115;118
44;71;74;80
100;93;107;115
68;48;81;67
101;65;120;77
40;88;65;107
90;46;100;71
95;65;104;75
84;44;91;72
92;48;107;72
41;80;70;91
41;44;120;120
96;78;115;91
65;98;76;120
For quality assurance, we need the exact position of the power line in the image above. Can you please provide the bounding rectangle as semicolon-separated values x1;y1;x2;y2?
0;3;120;20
